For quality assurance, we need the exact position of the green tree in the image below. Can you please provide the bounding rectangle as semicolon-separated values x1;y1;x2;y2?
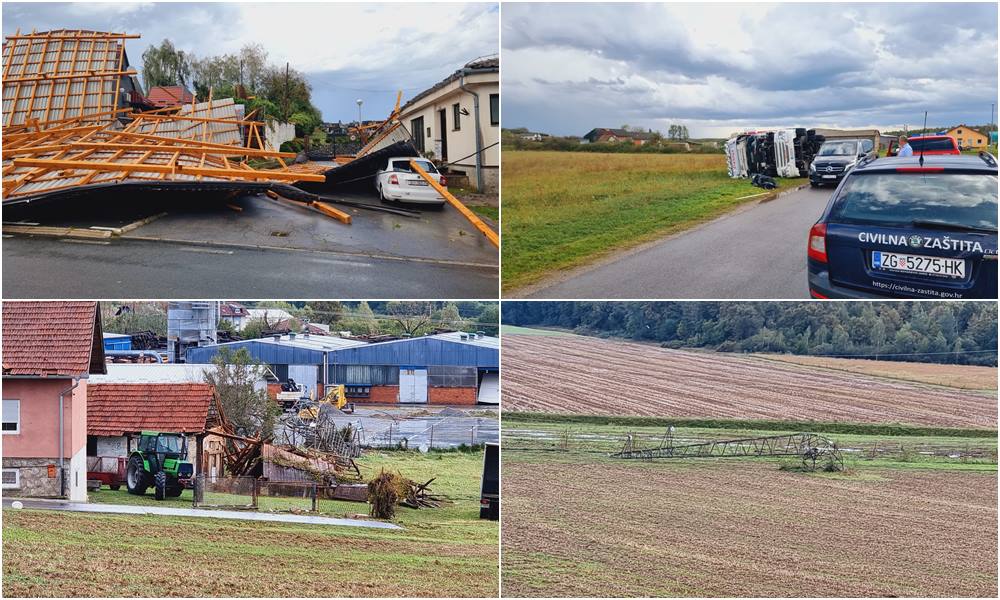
203;348;277;439
141;39;191;89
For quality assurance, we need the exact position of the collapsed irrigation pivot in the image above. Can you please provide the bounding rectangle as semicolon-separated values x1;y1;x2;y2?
612;430;845;471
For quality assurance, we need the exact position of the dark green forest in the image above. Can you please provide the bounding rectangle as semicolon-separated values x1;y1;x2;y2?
502;302;998;366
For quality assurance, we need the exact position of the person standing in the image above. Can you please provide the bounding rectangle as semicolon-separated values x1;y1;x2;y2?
897;135;914;157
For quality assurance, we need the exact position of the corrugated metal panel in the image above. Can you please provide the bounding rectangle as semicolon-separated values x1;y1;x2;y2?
185;339;328;366
326;336;498;368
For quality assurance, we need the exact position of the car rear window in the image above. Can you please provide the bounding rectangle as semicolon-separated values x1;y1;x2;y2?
391;159;438;173
831;172;998;230
909;138;955;152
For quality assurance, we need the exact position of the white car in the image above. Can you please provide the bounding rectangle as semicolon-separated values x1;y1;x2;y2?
375;157;447;205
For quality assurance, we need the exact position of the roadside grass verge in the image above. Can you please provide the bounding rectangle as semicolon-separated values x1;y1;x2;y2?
499;324;574;336
502;410;999;439
3;451;498;597
501;150;804;291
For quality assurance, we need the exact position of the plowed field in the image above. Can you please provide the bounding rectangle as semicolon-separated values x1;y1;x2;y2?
503;333;997;428
501;455;998;597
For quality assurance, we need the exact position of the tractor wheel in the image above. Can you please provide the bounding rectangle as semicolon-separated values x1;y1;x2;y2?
154;470;167;501
167;484;184;498
126;455;148;495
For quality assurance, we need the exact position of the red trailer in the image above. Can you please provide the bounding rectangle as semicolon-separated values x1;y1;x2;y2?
87;456;127;490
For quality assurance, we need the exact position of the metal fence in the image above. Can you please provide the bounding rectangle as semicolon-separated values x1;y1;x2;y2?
355;417;499;451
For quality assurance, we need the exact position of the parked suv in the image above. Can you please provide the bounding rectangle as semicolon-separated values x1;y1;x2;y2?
807;153;998;299
809;139;876;187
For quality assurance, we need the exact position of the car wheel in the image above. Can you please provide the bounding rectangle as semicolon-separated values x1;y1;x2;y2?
809;181;819;188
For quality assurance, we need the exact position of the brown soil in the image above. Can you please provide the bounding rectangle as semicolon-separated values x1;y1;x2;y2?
503;334;997;428
502;456;998;597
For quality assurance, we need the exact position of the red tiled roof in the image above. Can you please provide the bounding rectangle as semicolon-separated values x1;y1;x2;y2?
220;303;248;317
2;301;105;377
87;383;214;436
146;85;195;108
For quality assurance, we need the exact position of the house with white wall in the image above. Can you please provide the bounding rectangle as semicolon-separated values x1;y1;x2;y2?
396;56;499;193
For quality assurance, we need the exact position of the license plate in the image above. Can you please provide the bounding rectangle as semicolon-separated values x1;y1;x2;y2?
821;174;837;179
408;179;428;186
872;251;965;278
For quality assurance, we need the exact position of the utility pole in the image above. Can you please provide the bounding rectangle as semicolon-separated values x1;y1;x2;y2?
283;61;289;121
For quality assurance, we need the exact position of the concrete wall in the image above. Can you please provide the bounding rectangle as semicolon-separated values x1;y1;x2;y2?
2;378;88;500
265;121;296;151
398;72;499;193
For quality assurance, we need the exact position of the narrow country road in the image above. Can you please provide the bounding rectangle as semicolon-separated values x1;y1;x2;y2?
522;185;834;299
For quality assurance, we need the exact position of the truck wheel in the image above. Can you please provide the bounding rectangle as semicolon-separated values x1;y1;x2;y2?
126;455;148;495
109;484;121;491
154;470;167;501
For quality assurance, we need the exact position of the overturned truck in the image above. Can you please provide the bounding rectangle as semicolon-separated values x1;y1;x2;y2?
725;128;881;179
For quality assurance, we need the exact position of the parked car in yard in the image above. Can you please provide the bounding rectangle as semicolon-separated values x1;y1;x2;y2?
886;135;960;157
807;153;998;299
809;139;877;187
375;157;447;205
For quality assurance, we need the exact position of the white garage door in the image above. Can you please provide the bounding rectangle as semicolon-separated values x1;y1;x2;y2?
477;373;499;404
399;368;428;404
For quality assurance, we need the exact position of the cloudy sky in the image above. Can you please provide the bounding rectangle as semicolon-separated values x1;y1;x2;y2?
3;2;498;122
503;2;998;138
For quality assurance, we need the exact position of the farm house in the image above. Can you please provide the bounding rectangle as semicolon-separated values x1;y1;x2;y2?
185;331;499;405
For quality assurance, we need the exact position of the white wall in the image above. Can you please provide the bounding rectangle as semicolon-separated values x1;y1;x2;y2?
398;71;499;192
265;121;297;151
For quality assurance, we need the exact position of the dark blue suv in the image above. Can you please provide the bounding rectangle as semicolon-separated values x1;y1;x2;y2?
807;153;997;299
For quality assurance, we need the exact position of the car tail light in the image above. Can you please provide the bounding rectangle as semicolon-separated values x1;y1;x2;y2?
389;174;398;185
439;175;447;187
808;223;827;263
480;499;490;507
895;167;944;173
809;289;829;299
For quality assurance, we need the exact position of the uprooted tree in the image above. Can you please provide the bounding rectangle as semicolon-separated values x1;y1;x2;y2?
203;347;278;439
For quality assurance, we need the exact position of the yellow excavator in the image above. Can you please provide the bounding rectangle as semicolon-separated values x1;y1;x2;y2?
297;384;354;420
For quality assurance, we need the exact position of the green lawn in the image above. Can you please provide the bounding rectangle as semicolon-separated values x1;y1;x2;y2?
501;150;804;291
3;451;498;597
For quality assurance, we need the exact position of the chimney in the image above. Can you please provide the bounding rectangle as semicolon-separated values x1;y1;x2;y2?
272;334;281;342
289;332;296;340
476;331;485;338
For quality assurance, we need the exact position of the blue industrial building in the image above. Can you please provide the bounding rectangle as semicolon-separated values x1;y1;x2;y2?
185;331;499;405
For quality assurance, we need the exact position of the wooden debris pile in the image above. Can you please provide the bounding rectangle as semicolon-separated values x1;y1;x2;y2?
367;469;445;518
1;29;325;206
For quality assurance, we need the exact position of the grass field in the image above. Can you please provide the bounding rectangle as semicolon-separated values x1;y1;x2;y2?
501;151;804;291
2;451;498;597
502;445;998;597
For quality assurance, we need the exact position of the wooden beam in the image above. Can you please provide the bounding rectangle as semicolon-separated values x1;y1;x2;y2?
409;160;498;248
12;157;327;182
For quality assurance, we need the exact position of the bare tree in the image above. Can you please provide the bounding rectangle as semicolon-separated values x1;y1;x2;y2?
387;301;434;336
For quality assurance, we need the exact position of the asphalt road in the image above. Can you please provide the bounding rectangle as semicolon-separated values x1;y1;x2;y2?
3;191;498;298
3;236;497;298
523;185;834;299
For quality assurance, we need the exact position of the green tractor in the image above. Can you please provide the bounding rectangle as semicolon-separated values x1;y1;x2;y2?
126;431;194;500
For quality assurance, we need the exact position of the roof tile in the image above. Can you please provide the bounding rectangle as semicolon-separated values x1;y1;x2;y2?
87;383;214;436
2;301;104;377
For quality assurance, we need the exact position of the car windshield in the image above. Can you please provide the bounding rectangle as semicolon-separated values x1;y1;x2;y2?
156;435;184;453
831;173;998;230
818;141;858;156
910;138;955;152
391;159;438;174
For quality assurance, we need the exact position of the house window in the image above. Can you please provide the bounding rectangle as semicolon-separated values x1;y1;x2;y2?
452;103;461;131
2;400;19;434
1;469;19;489
489;94;499;126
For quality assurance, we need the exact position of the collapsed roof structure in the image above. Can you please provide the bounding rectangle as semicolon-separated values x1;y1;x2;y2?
1;29;326;206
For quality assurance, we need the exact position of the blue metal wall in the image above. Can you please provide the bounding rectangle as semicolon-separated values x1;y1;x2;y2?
184;340;327;366
326;338;498;368
103;335;132;352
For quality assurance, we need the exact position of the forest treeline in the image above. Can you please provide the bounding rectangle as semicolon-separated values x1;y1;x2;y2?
502;302;998;366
